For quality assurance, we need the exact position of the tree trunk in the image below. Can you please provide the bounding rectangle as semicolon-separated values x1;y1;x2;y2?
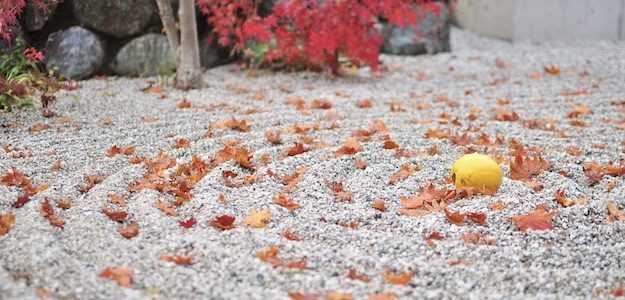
176;0;202;89
155;0;179;61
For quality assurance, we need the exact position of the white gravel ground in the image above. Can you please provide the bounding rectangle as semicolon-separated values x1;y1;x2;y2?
1;28;625;299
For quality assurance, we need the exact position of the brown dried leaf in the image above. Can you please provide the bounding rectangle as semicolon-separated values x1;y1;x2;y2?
40;198;64;229
382;270;412;285
211;215;236;229
118;221;139;239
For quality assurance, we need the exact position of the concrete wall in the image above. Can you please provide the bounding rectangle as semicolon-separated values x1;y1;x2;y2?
454;0;625;41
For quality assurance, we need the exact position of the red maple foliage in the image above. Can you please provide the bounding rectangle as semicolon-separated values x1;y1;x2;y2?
197;0;438;74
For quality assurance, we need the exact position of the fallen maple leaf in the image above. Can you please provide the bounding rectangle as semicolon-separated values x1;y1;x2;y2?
326;181;353;201
356;99;372;108
265;131;282;144
256;247;307;269
607;201;625;222
389;164;419;185
56;198;72;210
177;98;191;109
488;202;508;211
347;269;370;282
0;213;16;235
371;199;387;212
174;138;190;149
98;267;132;287
444;209;466;225
467;212;487;225
101;208;127;222
160;253;194;266
325;291;352;300
108;194;126;207
382;269;412;285
211;215;236;229
29;123;50;132
13;193;29;208
51;160;62;171
460;231;496;245
509;153;550;182
288;292;320;300
493;109;520;122
179;217;197;229
544;65;560;75
510;208;557;232
382;140;399;149
118;221;139;238
354;159;368;169
40;198;64;229
245;209;271;228
154;200;178;216
335;138;363;156
554;188;575;207
273;193;301;211
283;229;300;241
285;142;310;157
107;146;135;157
368;292;397;300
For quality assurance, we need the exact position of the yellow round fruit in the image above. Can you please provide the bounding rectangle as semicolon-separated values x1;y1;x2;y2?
451;153;503;192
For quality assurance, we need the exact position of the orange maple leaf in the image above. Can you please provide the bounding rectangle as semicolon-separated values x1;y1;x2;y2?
335;138;363;156
273;193;301;211
98;267;132;287
211;215;236;229
510;208;556;232
118;221;139;239
509;153;550;182
0;213;16;236
382;269;412;285
160;253;194;266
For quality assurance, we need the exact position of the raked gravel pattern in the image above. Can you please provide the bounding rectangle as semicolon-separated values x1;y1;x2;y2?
1;28;625;299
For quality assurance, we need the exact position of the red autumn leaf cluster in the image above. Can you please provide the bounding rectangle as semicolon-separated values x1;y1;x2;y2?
400;183;456;216
1;168;49;196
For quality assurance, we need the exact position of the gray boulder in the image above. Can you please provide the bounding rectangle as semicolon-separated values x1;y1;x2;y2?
72;0;157;38
381;2;450;55
111;33;174;77
44;26;105;80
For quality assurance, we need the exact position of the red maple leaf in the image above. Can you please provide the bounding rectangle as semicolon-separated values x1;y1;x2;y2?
179;217;197;229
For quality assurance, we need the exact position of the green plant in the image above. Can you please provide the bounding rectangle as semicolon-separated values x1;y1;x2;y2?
0;38;61;113
156;61;176;86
